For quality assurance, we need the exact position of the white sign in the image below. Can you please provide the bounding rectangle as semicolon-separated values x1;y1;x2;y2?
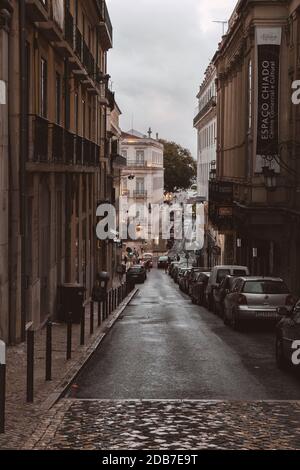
0;80;6;105
0;341;5;365
256;27;282;46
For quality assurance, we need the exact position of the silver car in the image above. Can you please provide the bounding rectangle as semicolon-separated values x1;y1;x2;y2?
223;277;295;330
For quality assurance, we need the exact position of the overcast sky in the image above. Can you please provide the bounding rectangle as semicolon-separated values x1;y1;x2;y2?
106;0;237;158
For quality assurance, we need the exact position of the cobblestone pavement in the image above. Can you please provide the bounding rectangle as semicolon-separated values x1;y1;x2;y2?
29;399;300;450
0;286;133;450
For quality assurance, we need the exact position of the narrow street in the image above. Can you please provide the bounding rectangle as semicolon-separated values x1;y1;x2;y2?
72;269;300;400
29;270;300;450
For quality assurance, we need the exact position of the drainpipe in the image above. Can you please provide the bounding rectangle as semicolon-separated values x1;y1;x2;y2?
19;0;27;342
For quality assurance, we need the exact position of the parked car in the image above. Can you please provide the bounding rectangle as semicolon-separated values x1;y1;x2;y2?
126;265;147;284
206;265;250;312
158;256;169;269
173;264;188;283
168;262;179;277
187;268;210;297
179;269;193;292
191;272;211;306
177;267;189;285
213;275;237;317
223;277;295;331
275;301;300;371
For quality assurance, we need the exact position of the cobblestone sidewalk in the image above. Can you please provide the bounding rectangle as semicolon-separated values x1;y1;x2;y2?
27;399;300;450
0;289;137;450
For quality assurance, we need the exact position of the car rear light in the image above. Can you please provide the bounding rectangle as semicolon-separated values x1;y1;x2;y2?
286;295;296;306
237;294;247;305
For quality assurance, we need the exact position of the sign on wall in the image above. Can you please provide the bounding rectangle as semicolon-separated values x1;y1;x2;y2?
0;80;6;105
255;27;281;173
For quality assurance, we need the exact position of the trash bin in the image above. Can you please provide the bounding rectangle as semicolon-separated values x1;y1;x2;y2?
58;284;85;324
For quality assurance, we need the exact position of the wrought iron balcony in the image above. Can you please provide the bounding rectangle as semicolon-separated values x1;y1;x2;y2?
64;130;76;165
52;123;64;163
65;8;74;48
25;0;48;23
133;190;148;199
98;0;113;50
127;160;147;168
33;116;49;162
29;116;99;168
75;27;83;60
193;96;217;127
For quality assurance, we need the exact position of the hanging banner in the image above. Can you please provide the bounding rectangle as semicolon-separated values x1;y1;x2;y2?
255;27;281;173
52;0;65;31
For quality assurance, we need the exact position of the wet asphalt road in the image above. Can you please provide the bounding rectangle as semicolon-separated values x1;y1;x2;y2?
73;269;300;400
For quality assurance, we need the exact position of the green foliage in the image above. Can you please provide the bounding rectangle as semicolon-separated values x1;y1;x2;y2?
160;139;197;193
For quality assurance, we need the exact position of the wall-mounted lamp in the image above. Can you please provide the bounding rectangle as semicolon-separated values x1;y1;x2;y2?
262;165;277;191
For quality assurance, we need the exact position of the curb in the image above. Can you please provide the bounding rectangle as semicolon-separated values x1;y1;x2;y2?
41;287;139;411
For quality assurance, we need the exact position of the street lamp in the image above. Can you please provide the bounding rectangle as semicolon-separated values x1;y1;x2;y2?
262;165;277;191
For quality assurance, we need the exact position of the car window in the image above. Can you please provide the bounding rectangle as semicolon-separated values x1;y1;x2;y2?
216;269;230;284
231;278;242;292
233;269;248;276
243;280;289;294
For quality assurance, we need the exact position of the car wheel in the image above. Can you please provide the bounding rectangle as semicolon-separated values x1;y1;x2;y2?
191;296;196;304
276;336;288;370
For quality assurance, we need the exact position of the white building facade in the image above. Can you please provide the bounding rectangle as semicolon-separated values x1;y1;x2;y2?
194;64;217;200
120;129;165;254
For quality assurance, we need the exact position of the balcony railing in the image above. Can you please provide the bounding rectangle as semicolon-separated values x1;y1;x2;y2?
65;9;74;48
52;123;64;163
34;116;49;162
75;27;83;60
98;0;113;49
29;116;99;167
127;160;147;167
133;190;148;198
193;96;217;127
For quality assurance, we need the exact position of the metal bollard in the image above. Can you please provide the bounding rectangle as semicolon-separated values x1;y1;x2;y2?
90;301;94;335
0;340;6;434
67;312;72;360
98;302;101;327
80;307;85;346
26;327;34;403
105;293;108;319
45;320;52;381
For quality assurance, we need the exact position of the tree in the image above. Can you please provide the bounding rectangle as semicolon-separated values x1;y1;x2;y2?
160;139;197;193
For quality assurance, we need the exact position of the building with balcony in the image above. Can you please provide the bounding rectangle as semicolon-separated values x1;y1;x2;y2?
120;129;165;256
194;63;217;201
0;0;116;344
209;0;300;295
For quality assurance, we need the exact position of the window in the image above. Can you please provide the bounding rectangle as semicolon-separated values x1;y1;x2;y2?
243;281;289;294
136;150;145;165
40;58;47;118
55;72;61;124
